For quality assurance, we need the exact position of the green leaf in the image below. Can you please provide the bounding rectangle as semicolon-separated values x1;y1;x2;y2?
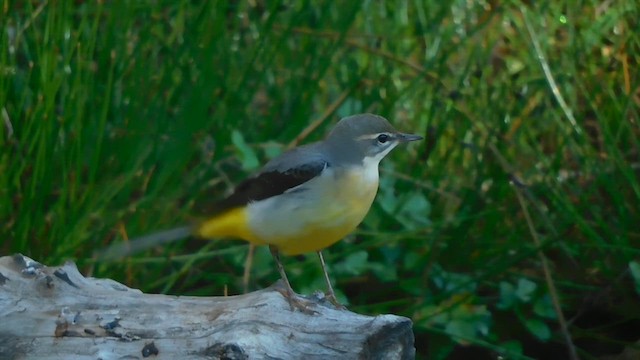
444;302;492;339
414;304;448;326
403;252;421;270
497;281;517;310
231;130;259;171
396;191;432;230
432;266;476;293
533;294;557;319
515;278;537;303
445;319;477;340
370;262;398;282
376;162;399;214
263;141;283;160
524;318;551;341
499;340;523;357
334;250;368;275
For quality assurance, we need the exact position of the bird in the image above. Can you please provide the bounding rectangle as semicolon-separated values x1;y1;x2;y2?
99;113;422;312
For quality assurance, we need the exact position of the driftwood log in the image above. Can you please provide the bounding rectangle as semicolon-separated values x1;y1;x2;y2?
0;254;415;359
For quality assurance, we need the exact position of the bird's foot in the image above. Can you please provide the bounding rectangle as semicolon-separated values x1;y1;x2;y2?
272;281;318;315
286;295;319;315
323;292;347;311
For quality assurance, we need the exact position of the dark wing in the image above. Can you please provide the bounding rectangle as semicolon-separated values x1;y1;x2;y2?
211;160;327;214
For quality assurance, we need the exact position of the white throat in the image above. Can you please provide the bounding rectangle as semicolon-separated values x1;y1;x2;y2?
361;142;398;182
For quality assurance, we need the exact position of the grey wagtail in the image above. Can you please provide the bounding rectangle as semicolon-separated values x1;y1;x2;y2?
100;113;422;311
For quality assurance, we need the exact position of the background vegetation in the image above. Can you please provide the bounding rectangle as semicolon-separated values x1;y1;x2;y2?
2;1;639;359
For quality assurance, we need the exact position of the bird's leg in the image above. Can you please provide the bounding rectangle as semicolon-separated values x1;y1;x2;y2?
317;251;346;309
269;245;316;314
242;244;255;293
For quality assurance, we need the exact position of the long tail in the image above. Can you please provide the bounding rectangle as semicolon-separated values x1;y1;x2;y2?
96;226;193;260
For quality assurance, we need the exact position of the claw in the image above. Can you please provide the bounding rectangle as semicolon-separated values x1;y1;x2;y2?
273;285;318;315
323;292;347;310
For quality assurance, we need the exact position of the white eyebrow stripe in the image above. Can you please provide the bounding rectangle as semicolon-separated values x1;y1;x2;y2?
356;132;391;141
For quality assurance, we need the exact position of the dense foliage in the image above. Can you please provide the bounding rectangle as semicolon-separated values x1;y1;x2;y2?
2;1;638;359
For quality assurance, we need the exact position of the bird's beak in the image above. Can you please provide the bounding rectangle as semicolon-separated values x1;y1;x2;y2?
397;133;423;142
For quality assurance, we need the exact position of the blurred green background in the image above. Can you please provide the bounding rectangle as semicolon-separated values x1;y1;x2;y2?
2;1;639;359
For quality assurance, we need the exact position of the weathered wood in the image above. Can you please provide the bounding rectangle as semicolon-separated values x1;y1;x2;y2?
0;254;415;360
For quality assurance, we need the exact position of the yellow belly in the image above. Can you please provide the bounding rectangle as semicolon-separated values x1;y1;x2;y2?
274;221;357;255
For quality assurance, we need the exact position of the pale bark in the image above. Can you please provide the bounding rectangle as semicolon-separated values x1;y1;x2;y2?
0;254;414;360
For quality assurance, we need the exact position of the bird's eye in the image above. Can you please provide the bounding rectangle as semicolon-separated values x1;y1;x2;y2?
377;134;390;144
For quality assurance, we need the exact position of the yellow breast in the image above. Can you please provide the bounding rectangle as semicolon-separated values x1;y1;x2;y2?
249;166;380;255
